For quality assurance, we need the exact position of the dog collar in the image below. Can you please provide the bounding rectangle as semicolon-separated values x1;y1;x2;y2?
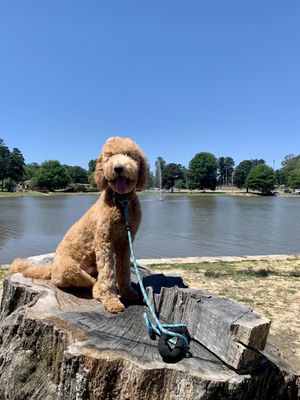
112;191;135;206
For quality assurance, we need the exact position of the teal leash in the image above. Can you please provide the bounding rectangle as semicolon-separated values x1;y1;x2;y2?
118;199;190;362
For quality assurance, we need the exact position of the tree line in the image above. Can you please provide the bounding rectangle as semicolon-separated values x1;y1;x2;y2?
1;137;300;194
0;138;97;192
152;152;300;195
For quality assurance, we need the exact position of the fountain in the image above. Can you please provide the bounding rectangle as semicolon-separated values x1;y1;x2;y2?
155;158;166;201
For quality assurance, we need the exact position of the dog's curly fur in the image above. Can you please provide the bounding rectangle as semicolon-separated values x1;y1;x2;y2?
11;137;147;313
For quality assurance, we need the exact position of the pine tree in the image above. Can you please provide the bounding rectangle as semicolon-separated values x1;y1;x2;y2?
9;148;26;182
0;138;11;191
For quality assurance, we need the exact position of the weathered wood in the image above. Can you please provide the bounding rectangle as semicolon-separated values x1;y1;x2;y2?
0;257;299;399
153;286;270;371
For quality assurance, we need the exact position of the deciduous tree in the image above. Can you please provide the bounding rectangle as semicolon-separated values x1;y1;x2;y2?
187;152;217;190
88;159;97;173
24;163;40;180
246;164;275;194
32;160;70;191
279;154;300;187
162;163;185;189
234;159;265;191
65;165;88;184
287;169;300;190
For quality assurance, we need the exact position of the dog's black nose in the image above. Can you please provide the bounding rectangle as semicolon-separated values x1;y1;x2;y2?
114;166;124;174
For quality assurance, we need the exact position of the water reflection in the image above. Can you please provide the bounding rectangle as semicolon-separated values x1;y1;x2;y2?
0;195;98;263
0;193;300;264
135;194;300;258
0;198;26;251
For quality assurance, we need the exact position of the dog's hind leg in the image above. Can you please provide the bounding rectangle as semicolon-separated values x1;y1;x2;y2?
51;256;96;289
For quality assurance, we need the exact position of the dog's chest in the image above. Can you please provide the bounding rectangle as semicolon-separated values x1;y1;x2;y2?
109;204;139;238
111;206;125;227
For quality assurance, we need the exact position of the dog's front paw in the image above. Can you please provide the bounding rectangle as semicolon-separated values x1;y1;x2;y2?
105;298;126;313
93;283;126;313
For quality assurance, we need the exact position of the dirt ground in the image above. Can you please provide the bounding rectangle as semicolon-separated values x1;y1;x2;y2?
150;257;300;372
1;257;299;372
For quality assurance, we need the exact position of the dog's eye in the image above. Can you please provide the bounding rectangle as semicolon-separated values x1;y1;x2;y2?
125;152;139;161
103;152;112;162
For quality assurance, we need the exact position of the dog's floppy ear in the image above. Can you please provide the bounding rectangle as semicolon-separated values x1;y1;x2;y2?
136;152;148;190
94;154;108;190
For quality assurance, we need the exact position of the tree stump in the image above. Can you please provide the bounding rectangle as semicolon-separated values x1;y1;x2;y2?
0;255;299;400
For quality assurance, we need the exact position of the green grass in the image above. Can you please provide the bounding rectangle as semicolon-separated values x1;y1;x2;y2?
149;260;239;271
203;267;271;280
150;260;300;281
0;191;46;198
150;259;261;272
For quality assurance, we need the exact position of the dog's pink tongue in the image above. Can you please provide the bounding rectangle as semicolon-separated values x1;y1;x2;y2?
116;176;127;194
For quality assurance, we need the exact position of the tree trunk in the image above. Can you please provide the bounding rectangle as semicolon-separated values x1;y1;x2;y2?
0;255;299;400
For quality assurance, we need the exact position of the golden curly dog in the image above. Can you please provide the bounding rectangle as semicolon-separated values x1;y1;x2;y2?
11;137;147;313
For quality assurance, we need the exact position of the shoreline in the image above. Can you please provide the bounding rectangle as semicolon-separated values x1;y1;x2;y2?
1;252;300;269
0;191;100;198
0;189;299;198
138;253;300;266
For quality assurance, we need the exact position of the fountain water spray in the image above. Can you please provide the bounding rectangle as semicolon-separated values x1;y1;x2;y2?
155;158;166;201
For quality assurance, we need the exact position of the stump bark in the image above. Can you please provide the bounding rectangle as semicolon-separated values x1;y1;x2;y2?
0;255;299;400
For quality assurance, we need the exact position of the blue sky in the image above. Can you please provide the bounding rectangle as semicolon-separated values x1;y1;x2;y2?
0;1;299;172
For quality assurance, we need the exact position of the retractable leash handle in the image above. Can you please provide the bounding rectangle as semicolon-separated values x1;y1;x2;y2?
119;199;191;363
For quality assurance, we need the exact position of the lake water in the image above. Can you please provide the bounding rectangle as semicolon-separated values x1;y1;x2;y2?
0;193;300;264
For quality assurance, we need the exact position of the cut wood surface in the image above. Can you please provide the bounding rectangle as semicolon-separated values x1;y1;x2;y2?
0;255;299;400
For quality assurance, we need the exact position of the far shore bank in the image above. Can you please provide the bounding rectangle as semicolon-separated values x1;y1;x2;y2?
1;189;299;199
0;191;100;198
